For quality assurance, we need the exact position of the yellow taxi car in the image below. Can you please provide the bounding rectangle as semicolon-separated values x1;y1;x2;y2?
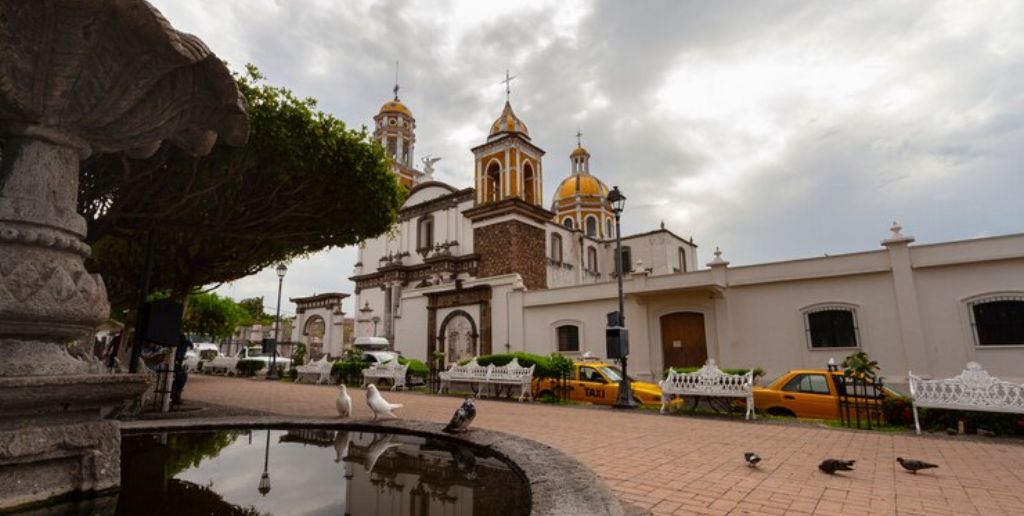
534;360;684;409
753;368;897;419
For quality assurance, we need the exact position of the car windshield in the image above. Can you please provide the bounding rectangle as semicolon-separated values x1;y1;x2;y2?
246;347;268;358
597;366;635;382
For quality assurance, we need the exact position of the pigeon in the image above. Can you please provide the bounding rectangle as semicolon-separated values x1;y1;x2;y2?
819;459;856;475
443;397;476;434
333;430;351;463
897;457;938;474
448;444;478;481
365;434;401;473
744;452;762;468
366;384;403;420
336;384;352;418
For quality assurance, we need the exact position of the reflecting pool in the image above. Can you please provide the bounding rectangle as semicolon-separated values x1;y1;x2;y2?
107;428;530;516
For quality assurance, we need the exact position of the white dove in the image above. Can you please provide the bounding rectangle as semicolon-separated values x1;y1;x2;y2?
366;384;403;420
333;430;351;463
336;384;352;418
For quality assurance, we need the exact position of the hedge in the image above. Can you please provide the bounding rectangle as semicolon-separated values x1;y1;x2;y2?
460;352;572;379
236;359;266;376
662;366;765;380
398;357;429;377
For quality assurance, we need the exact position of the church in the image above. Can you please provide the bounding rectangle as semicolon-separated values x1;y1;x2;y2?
347;84;1024;386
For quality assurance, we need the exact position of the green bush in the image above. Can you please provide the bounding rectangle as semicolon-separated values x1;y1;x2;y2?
881;395;915;426
662;366;765;380
331;349;368;385
292;343;307;367
236;359;266;376
919;407;1024;436
398;356;429;377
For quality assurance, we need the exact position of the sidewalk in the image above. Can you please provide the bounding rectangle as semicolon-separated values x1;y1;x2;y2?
180;375;1024;515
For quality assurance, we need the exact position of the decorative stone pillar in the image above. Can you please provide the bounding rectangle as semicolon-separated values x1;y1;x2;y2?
0;0;248;509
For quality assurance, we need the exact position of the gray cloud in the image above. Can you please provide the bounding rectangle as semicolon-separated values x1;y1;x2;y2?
149;0;1024;314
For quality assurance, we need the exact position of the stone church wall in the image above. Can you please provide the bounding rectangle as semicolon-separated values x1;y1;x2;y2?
475;221;548;290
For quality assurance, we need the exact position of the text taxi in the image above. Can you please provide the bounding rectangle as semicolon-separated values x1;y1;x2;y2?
534;360;684;409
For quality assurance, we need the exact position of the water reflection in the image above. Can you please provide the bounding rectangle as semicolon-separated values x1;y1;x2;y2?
113;429;529;516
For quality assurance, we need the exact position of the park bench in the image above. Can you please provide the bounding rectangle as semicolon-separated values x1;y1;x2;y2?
659;359;755;419
362;361;408;391
438;358;535;402
203;355;239;376
295;356;333;384
908;362;1024;435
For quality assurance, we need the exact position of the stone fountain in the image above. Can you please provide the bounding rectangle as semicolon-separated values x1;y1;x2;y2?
0;1;248;509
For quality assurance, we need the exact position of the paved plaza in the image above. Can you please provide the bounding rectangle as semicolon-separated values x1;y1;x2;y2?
181;375;1024;516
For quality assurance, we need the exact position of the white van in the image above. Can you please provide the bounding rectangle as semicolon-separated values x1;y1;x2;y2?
353;337;398;364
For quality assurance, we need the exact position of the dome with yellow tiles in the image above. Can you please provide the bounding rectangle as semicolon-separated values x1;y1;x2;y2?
570;145;590;158
489;101;530;139
379;98;413;117
555;173;609;200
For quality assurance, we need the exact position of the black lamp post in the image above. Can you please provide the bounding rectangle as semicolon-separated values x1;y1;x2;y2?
608;186;638;409
257;429;271;496
267;263;287;380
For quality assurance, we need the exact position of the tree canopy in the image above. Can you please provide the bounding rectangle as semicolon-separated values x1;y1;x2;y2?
79;65;405;309
237;297;270;325
182;292;249;340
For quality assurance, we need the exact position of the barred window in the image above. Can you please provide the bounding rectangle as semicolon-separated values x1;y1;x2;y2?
970;296;1024;346
585;216;598;237
557;325;579;352
804;306;859;348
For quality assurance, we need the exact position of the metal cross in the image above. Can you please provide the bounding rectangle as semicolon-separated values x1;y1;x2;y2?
576;128;582;147
501;69;517;101
393;60;400;100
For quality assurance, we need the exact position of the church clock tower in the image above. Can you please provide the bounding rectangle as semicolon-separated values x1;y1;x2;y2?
373;81;419;188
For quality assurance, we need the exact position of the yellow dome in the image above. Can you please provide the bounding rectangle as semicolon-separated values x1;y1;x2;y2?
379;99;412;117
556;174;609;200
570;146;590;158
489;101;529;138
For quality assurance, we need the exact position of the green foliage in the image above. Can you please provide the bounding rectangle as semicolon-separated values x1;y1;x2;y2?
331;349;367;385
842;351;879;379
398;356;429;377
881;395;915;427
235;359;266;376
918;408;1024;436
548;352;574;377
292;342;307;367
663;366;765;379
163;431;239;477
237;297;271;325
182;292;249;339
80;64;405;307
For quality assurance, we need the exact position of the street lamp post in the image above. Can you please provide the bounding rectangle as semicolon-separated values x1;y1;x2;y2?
267;263;287;380
257;429;271;496
371;316;381;337
608;186;638;409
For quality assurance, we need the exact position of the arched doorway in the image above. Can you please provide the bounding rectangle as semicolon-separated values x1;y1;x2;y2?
438;310;478;364
303;315;326;359
660;312;707;368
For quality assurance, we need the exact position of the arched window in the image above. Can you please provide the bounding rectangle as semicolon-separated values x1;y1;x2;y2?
485;162;501;203
605;219;612;239
969;295;1024;346
550;233;563;262
587;246;598;273
562;217;574;229
556;325;580;352
523;163;536;205
804;305;859;348
615;246;632;274
678;247;687;272
585;216;597;237
386;137;397;159
417;216;433;251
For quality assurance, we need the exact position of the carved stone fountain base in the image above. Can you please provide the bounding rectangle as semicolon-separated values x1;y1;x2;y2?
0;372;149;509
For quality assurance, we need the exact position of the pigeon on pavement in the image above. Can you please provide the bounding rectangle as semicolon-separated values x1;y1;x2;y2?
336;384;352;418
897;457;938;474
366;384;403;420
443;397;477;433
819;459;856;475
744;452;762;468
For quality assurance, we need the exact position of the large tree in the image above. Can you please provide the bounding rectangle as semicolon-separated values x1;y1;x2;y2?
181;292;249;340
79;66;404;309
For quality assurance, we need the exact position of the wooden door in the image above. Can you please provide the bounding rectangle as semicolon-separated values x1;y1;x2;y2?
660;312;707;368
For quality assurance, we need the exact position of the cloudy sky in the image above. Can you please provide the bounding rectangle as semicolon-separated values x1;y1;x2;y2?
149;0;1024;317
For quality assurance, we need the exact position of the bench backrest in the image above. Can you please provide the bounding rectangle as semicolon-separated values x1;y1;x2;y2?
660;359;753;396
909;362;1024;414
489;358;535;382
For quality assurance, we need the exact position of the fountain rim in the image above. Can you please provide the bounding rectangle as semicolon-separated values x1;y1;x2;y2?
121;416;624;516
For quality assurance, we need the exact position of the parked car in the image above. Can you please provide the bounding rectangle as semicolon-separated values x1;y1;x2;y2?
235;345;292;370
184;342;222;372
362;350;400;365
752;369;899;419
534;360;684;409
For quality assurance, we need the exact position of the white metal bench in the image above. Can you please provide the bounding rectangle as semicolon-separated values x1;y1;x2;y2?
658;359;755;419
203;356;239;375
295;356;333;384
362;361;408;391
909;362;1024;435
438;358;535;402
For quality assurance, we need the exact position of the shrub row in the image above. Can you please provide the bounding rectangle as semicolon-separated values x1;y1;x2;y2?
882;395;1024;435
662;366;766;380
460;352;573;379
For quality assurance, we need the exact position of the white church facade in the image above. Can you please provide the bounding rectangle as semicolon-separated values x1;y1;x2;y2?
349;89;1024;385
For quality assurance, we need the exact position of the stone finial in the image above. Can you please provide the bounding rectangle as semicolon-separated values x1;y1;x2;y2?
707;246;729;267
881;220;915;246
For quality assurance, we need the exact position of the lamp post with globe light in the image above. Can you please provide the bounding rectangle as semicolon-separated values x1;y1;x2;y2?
608;186;638;409
258;429;271;496
267;263;287;380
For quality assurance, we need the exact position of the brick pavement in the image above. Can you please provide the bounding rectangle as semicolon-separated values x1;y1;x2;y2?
182;375;1024;515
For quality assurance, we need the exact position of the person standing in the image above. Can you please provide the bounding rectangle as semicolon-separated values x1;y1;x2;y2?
170;333;192;406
